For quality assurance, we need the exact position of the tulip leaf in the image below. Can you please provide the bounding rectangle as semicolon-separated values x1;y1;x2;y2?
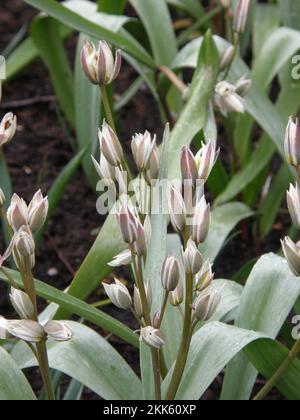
167;0;204;19
0;346;36;400
221;253;300;400
0;268;138;348
97;0;127;15
0;152;13;247
12;322;141;400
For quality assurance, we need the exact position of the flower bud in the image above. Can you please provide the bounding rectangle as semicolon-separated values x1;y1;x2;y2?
116;204;138;244
7;194;29;232
180;146;198;185
192;196;211;244
167;186;186;233
161;254;180;292
98;122;123;167
92;154;115;185
214;81;245;116
108;249;132;267
195;141;219;183
131;131;156;172
183;239;203;275
0;316;9;339
285;117;300;167
233;0;251;35
152;311;161;329
287;183;300;228
0;112;17;147
133;283;152;318
140;326;165;349
9;287;34;320
169;279;183;307
281;237;300;276
134;221;147;257
103;278;132;309
235;76;252;96
28;190;48;232
13;226;35;269
192;289;221;322
219;45;235;71
44;321;73;342
80;40;121;86
145;145;160;184
0;188;5;207
195;260;214;292
6;320;46;343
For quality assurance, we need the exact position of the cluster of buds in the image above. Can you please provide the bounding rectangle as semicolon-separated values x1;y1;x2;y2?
80;40;121;86
214;77;251;116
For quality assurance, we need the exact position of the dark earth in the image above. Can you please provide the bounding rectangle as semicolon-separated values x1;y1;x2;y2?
0;0;289;400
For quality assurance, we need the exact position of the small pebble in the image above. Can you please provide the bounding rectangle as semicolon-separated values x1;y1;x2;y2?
47;267;58;277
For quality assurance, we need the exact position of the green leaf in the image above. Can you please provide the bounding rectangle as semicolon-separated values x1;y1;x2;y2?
0;152;13;246
0;346;36;400
221;254;300;400
162;322;268;400
0;269;138;347
199;202;253;262
36;148;86;244
24;0;155;67
252;3;280;59
130;0;177;66
279;0;300;30
167;0;204;19
97;0;127;15
30;16;75;127
12;322;141;400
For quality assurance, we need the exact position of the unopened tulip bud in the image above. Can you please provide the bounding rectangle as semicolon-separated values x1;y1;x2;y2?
92;154;115;185
9;287;34;320
7;194;29;232
285;118;300;167
219;45;235;71
145;145;160;184
28;190;48;232
134;221;147;257
192;289;221;322
0;316;9;339
80;40;121;86
183;239;203;275
44;321;73;342
235;76;252;96
161;254;180;292
233;0;250;35
192;196;211;244
116;204;138;244
167;186;186;233
214;81;245;116
195;260;214;292
281;237;300;276
0;188;5;207
133;283;152;318
13;226;35;269
195;141;219;182
180;146;198;185
169;280;183;307
98;122;123;167
6;320;46;343
108;249;132;267
131;131;156;172
0;112;17;147
287;183;300;228
103;278;132;309
140;326;165;349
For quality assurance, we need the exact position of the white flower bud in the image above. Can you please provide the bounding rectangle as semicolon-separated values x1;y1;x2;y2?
0;112;17;147
219;45;235;71
233;0;251;35
131;131;156;172
287;183;300;228
9;287;34;320
92;153;116;186
195;141;220;182
192;289;221;322
169;279;183;307
116;203;138;244
161;254;180;292
167;186;186;233
133;283;152;318
13;226;35;269
192;196;211;245
7;194;29;232
103;278;132;309
183;239;203;275
98;122;123;167
44;321;73;342
140;326;165;349
195;260;214;292
285;117;300;167
28;190;48;232
214;81;245;116
180;146;198;185
145;145;160;184
108;249;132;267
281;237;300;277
6;319;46;343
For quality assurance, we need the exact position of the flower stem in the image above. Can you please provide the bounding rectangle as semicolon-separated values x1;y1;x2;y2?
157;291;169;328
253;338;300;401
159;66;187;95
100;85;116;132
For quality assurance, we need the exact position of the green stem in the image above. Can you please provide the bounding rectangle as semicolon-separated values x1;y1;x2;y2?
100;85;116;132
36;340;55;401
157;291;169;328
253;338;300;401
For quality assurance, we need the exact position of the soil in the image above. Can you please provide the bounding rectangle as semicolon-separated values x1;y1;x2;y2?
0;0;289;401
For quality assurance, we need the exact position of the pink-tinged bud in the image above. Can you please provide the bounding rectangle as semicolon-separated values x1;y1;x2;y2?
183;239;203;275
195;141;219;182
98;121;123;167
140;326;165;349
195;260;214;292
219;45;235;71
103;278;132;309
192;196;211;245
131;131;156;172
116;204;138;244
233;0;251;35
281;237;300;277
0;112;17;147
108;249;132;267
285;117;300;167
0;188;5;207
133;283;152;318
80;40;121;86
169;279;183;307
6;319;46;343
44;321;73;342
92;154;115;185
134;216;151;257
180;146;198;185
161;254;180;292
287;183;300;228
192;289;221;322
13;226;35;269
167;186;186;232
28;190;48;232
145;145;160;184
9;287;34;320
7;194;29;232
215;81;245;116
